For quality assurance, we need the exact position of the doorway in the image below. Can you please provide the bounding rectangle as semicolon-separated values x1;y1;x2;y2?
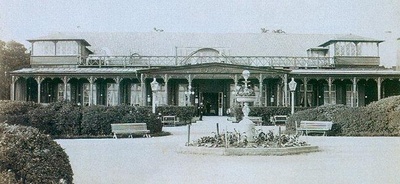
202;92;225;116
202;92;218;115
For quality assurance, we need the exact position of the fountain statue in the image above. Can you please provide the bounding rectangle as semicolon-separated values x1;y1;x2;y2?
235;70;257;142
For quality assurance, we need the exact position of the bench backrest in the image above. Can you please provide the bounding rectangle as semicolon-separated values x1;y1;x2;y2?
162;116;177;121
111;123;148;133
273;115;287;123
299;121;333;130
248;116;262;120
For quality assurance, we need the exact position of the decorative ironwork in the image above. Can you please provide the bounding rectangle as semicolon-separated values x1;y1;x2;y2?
80;55;333;68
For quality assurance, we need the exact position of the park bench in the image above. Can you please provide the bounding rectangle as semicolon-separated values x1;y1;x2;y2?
162;116;179;126
295;121;333;136
248;116;263;126
272;115;288;125
111;123;150;139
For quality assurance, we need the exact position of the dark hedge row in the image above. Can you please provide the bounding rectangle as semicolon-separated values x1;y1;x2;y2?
157;106;196;124
0;101;198;137
287;96;400;136
0;101;164;137
0;123;73;183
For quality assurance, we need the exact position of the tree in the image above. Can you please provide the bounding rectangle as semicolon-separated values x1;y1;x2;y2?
0;40;30;100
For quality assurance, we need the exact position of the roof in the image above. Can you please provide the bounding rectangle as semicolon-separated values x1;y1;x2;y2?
290;68;400;76
27;32;375;57
319;34;383;47
27;32;91;46
10;67;140;75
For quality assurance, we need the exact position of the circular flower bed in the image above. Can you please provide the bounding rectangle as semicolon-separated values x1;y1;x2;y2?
191;129;309;148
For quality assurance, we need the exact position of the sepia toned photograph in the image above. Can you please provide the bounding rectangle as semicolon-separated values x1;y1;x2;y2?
0;0;399;183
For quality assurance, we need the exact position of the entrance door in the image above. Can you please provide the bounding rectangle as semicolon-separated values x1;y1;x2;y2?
202;92;218;116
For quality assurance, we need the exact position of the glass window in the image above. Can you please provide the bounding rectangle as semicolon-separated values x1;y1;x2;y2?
130;84;142;106
107;83;118;106
56;41;78;55
33;41;55;56
323;84;336;105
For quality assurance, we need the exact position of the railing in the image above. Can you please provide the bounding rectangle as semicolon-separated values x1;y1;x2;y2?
78;55;334;68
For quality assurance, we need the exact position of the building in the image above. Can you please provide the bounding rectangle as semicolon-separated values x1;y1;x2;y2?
9;32;400;116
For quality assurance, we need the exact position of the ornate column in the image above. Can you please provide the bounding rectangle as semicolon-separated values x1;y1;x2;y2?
88;76;94;105
353;77;358;107
115;76;122;105
62;76;69;101
185;74;193;106
234;74;238;106
303;77;308;107
162;74;170;105
35;76;44;103
257;74;264;107
284;74;288;107
141;74;146;106
10;76;17;101
377;77;382;100
328;77;332;104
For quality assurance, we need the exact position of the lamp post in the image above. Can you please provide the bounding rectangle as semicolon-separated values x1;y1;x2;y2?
184;86;194;106
289;78;297;115
150;78;160;113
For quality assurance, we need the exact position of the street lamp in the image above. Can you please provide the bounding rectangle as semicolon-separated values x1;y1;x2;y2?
288;78;297;115
150;78;160;113
184;86;194;106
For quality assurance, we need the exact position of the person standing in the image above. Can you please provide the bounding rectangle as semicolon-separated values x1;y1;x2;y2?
198;103;204;121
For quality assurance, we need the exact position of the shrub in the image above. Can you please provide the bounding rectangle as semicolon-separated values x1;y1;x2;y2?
28;103;59;135
0;123;73;183
157;106;196;124
0;100;39;127
135;106;162;133
80;105;110;135
81;105;163;135
54;102;82;136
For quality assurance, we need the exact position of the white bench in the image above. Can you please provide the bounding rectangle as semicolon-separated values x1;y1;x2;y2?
111;123;150;139
162;116;179;126
248;116;263;126
272;115;288;125
296;121;333;136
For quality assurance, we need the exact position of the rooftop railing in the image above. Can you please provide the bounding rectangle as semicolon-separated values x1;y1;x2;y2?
79;55;334;68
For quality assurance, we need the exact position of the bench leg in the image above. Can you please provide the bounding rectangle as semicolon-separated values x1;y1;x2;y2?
128;134;133;138
113;133;118;139
143;134;151;138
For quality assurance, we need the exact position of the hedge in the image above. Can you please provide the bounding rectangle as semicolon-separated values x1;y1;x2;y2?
287;96;400;136
0;100;39;127
0;123;73;183
156;106;196;124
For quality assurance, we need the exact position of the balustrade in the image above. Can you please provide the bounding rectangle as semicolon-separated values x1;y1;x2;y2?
79;55;334;68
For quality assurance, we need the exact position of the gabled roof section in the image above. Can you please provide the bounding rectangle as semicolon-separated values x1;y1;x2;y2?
27;32;91;46
319;34;383;47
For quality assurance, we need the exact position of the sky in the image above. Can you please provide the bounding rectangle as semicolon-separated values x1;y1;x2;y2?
0;0;399;67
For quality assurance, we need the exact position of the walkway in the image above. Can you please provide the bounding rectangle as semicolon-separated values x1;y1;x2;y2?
57;116;400;184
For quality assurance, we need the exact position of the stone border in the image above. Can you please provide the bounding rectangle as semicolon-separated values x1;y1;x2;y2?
178;146;319;156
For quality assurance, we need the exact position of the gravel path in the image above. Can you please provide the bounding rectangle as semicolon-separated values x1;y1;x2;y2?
57;116;400;184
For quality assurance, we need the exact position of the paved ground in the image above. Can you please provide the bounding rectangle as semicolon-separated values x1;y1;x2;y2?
57;116;400;184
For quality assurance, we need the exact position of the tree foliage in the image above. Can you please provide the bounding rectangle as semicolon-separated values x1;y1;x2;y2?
0;40;30;100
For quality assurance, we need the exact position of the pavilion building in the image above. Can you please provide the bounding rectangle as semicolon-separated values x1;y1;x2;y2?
9;32;400;116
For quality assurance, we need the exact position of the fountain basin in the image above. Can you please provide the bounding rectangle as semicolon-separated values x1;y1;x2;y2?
179;145;319;156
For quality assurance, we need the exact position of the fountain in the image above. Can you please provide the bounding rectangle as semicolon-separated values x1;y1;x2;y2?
235;70;257;143
180;70;319;156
